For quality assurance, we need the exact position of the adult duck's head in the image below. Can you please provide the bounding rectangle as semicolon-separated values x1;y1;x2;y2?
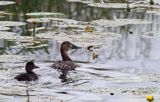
61;41;81;51
25;61;39;73
60;41;81;61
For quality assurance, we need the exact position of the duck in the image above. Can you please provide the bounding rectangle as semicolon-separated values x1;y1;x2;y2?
14;61;39;81
51;41;81;82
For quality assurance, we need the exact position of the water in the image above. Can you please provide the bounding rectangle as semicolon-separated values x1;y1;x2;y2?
1;0;160;102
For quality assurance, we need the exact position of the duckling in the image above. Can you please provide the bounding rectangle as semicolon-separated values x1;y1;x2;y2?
14;61;39;81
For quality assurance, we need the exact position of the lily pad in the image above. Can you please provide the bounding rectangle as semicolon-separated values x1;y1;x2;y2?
88;3;135;9
26;44;48;49
53;24;85;29
66;0;82;3
36;32;61;39
116;19;152;25
25;12;65;17
10;43;35;48
72;39;104;47
26;18;80;28
0;21;26;27
0;55;34;62
28;27;46;32
26;18;50;23
35;28;122;48
134;3;160;9
146;9;160;15
0;26;10;31
91;19;151;27
91;19;127;27
65;0;91;4
13;36;47;43
29;17;80;27
0;31;17;39
0;1;15;6
93;32;122;38
36;31;104;40
48;17;79;25
68;32;105;40
0;11;12;16
0;33;38;42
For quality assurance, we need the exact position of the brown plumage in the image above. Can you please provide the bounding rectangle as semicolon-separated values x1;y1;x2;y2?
14;61;39;81
51;41;81;82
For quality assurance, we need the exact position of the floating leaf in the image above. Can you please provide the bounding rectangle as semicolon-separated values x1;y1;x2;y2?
91;19;127;27
72;39;104;47
146;9;160;15
36;31;108;47
26;44;48;49
26;18;50;23
15;36;35;42
66;0;92;4
0;31;17;39
0;21;26;27
0;1;15;6
116;19;152;25
66;0;82;3
91;19;151;27
135;3;160;9
36;32;61;39
25;12;65;17
0;11;12;16
48;17;79;24
0;33;38;41
0;55;34;62
88;3;135;9
28;27;46;32
0;26;10;31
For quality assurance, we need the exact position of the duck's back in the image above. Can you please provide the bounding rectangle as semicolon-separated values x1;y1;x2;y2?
14;73;38;81
51;61;78;71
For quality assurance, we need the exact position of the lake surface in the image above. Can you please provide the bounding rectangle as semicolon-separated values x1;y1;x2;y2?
1;0;160;102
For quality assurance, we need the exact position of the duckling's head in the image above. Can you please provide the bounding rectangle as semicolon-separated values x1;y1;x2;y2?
25;61;39;73
60;41;81;51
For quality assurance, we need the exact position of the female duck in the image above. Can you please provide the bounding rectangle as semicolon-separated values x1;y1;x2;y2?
51;41;81;81
14;61;39;81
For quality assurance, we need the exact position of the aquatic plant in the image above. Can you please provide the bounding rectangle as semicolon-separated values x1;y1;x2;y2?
0;26;10;31
0;21;26;27
26;12;65;18
85;25;93;32
146;95;154;102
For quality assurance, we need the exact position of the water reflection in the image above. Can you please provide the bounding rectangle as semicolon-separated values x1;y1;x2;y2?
0;0;159;65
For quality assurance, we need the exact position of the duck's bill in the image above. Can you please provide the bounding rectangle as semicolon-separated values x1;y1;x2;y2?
35;65;40;68
71;44;82;49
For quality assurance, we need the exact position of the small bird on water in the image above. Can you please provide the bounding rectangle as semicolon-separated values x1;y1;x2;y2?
14;61;39;81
